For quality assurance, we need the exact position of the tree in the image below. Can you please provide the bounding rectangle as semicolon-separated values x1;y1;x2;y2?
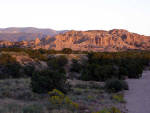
62;48;72;54
47;55;68;74
0;54;22;79
70;59;82;73
31;69;69;94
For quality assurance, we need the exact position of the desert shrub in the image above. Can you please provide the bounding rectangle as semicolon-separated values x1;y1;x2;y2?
119;59;143;78
0;54;23;79
31;69;69;94
23;65;35;77
50;109;74;113
104;79;128;93
0;62;22;79
72;88;83;95
22;104;44;113
92;108;110;113
112;94;125;103
62;48;72;54
93;107;121;113
38;48;47;54
26;49;48;61
47;55;68;74
80;51;148;81
56;55;68;67
80;64;118;81
110;107;121;113
47;49;57;54
3;103;21;113
70;59;82;73
0;78;31;99
48;89;79;111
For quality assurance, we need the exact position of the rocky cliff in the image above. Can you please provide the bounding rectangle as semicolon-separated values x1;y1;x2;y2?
0;29;150;52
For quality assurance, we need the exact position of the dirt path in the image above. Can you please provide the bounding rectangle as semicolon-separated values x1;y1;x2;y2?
125;71;150;113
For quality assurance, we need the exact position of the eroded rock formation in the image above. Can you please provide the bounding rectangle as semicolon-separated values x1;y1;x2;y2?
0;29;150;52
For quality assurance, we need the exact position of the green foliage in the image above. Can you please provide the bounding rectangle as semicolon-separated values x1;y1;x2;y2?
23;65;35;77
93;107;121;113
48;89;79;111
104;79;128;93
47;55;68;74
0;48;150;81
27;49;48;61
62;48;72;54
110;107;121;113
31;69;69;94
0;54;23;79
80;51;148;81
93;108;110;113
56;55;68;67
0;47;85;55
112;94;125;103
81;64;118;81
70;59;82;73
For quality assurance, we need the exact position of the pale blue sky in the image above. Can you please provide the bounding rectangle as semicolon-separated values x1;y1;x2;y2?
0;0;150;35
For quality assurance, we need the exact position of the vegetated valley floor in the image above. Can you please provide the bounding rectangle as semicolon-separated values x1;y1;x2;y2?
125;70;150;113
0;79;127;113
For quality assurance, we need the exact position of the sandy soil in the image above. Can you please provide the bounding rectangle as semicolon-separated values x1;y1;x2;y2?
125;71;150;113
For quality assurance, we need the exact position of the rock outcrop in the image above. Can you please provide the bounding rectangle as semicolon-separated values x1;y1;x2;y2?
0;29;150;52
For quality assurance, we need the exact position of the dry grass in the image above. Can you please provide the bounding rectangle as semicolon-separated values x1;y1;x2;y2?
0;78;127;113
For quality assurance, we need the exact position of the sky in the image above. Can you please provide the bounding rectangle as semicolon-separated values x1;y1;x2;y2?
0;0;150;35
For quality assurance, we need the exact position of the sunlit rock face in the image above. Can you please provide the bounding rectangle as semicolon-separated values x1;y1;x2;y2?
44;29;150;51
0;29;150;52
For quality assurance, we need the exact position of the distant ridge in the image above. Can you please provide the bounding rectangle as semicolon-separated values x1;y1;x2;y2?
0;27;67;41
0;29;150;52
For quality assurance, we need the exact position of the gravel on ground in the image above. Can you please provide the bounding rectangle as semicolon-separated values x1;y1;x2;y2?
125;71;150;113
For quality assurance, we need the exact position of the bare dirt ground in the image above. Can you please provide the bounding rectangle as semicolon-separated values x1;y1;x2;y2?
125;71;150;113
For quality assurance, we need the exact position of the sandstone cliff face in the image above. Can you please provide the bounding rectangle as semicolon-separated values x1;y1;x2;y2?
38;29;150;51
0;29;150;52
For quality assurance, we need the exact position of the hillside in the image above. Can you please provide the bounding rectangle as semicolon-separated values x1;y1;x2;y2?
0;33;47;41
0;29;150;52
0;27;67;41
